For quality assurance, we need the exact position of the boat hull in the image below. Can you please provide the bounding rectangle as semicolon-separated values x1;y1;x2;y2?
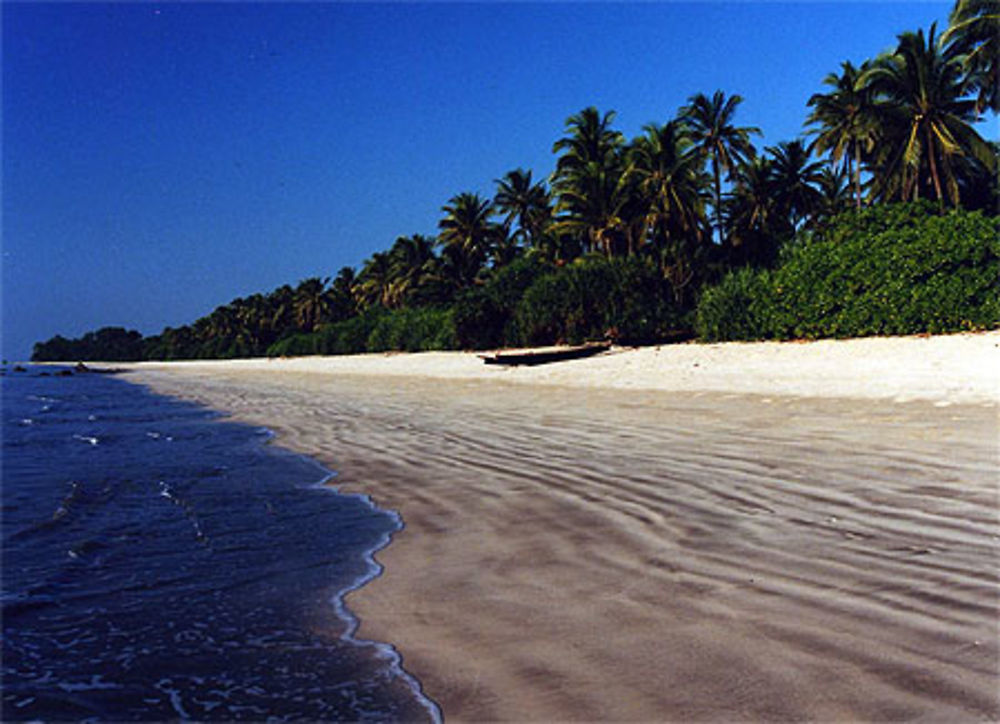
481;342;611;367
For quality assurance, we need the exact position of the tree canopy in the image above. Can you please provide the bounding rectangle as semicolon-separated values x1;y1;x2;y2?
33;0;998;362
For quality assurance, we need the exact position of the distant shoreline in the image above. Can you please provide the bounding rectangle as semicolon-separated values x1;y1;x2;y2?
120;330;1000;405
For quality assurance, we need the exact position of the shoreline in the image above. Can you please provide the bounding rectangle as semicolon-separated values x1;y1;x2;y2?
274;443;443;723
123;333;1000;721
123;330;1000;405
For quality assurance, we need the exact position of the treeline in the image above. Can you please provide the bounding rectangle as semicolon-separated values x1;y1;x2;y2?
33;1;999;362
32;327;145;362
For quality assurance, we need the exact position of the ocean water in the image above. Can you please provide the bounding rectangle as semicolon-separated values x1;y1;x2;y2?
1;367;439;722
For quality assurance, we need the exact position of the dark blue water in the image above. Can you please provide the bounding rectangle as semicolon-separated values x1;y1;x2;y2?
1;367;438;722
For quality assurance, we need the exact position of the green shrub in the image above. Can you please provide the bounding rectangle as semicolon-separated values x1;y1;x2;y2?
267;307;456;356
266;331;319;357
695;267;773;342
319;311;386;354
514;256;683;346
267;310;385;357
366;307;457;352
696;204;1000;341
452;256;550;349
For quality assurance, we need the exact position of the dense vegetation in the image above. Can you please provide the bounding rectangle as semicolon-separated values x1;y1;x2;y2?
33;0;999;362
696;203;999;340
32;327;145;362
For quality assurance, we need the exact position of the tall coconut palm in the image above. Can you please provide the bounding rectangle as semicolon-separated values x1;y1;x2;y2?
941;0;999;114
552;107;625;178
387;234;437;306
625;121;710;298
812;164;853;227
859;24;995;206
354;252;394;309
955;139;1000;211
235;293;277;354
491;231;523;269
724;157;786;267
551;107;629;256
806;60;881;209
767;140;825;230
292;277;332;333
267;284;296;336
206;302;240;343
328;266;358;322
627;121;708;246
552;161;632;256
437;192;499;286
494;168;553;248
680;91;761;245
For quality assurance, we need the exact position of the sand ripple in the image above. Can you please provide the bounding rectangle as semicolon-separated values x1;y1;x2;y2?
132;370;999;722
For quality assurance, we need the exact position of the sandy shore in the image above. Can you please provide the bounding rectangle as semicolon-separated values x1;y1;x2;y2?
125;333;999;721
122;329;1000;404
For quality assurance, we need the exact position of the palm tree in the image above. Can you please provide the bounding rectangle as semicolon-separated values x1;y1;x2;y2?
267;284;296;338
941;0;999;114
292;277;332;333
680;91;761;245
551;107;629;256
328;266;358;322
625;121;710;299
767;140;825;230
206;302;240;344
437;192;499;286
725;157;786;267
494;168;553;248
955;139;1000;211
552;107;625;178
627;121;708;245
859;24;995;206
806;60;881;210
234;293;278;354
387;234;437;306
524;228;583;266
354;252;394;308
812;164;853;227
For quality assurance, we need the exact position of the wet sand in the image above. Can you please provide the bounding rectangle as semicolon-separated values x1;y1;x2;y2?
127;336;999;721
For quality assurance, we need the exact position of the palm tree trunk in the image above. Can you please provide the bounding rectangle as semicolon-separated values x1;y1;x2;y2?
925;127;945;207
712;156;723;244
853;139;862;211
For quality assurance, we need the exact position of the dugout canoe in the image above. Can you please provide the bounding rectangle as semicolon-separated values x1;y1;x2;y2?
480;341;612;367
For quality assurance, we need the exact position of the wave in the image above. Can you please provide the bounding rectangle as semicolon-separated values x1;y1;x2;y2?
291;452;442;723
157;482;208;546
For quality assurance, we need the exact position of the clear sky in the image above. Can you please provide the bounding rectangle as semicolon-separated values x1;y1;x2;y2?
3;1;958;360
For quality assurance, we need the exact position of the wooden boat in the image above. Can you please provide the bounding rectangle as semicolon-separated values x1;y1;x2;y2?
480;341;612;367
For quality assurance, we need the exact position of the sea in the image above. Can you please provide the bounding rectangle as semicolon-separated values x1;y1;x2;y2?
1;366;440;722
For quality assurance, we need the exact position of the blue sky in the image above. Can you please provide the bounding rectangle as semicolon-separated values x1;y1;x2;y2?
3;1;958;360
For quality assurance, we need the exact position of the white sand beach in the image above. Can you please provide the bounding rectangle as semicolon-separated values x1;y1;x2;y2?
125;332;1000;721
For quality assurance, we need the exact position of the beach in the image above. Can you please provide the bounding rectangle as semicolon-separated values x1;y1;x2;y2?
126;332;1000;721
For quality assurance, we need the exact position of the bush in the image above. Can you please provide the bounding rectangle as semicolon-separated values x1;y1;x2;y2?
695;204;1000;341
267;307;456;357
267;310;386;357
318;311;386;355
514;256;683;346
452;256;550;349
694;268;773;342
266;331;319;357
366;307;457;352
